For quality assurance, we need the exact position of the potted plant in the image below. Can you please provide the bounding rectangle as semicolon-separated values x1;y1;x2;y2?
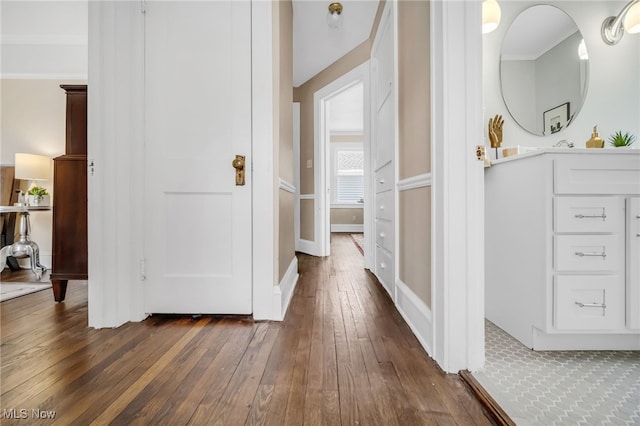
608;131;636;148
27;185;50;206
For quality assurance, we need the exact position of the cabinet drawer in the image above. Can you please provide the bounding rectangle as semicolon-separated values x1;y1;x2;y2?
555;235;623;272
375;163;394;194
554;158;640;195
554;275;624;330
375;218;394;252
375;245;394;292
554;197;623;233
375;190;394;221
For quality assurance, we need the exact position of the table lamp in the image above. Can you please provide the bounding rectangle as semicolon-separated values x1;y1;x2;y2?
14;153;51;205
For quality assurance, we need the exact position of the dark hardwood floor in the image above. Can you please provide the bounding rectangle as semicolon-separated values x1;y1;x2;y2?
1;235;494;425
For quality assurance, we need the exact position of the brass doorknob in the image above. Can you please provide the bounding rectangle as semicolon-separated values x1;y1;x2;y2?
232;155;245;186
232;156;245;170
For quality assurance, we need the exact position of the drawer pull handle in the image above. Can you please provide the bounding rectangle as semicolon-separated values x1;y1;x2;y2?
380;262;386;269
636;215;640;219
379;232;386;238
574;213;606;221
574;251;606;259
379;178;385;184
575;301;606;309
379;205;385;210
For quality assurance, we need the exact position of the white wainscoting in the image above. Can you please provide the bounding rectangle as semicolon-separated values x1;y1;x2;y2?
395;279;434;355
330;224;364;233
272;256;299;321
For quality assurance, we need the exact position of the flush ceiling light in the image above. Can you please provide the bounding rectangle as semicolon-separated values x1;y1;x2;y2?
601;0;640;45
327;2;343;29
482;0;501;34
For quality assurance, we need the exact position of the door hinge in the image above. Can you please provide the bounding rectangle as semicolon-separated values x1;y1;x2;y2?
88;159;95;176
140;259;146;281
141;0;146;14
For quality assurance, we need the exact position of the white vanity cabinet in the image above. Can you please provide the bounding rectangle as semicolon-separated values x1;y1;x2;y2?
485;149;640;350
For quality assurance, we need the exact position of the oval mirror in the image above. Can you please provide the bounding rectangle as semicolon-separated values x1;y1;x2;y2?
500;5;589;136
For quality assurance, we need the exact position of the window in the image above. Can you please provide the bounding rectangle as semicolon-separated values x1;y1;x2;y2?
331;143;364;206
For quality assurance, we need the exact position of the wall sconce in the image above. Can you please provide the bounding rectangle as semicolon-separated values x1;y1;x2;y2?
602;0;640;45
482;0;501;34
15;153;51;189
327;2;343;29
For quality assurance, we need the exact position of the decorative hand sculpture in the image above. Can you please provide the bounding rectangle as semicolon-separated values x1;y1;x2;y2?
488;114;504;148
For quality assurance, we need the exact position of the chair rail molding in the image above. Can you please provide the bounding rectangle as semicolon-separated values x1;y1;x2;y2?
279;178;295;194
397;173;432;191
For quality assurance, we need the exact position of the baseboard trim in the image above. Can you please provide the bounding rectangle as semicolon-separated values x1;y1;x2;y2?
459;370;516;426
272;257;299;321
395;279;434;356
330;224;364;233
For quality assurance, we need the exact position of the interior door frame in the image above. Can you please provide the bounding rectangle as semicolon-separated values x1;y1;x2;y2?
312;61;373;269
430;0;484;373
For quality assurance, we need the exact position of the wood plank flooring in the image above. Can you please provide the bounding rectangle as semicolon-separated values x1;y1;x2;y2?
1;234;495;425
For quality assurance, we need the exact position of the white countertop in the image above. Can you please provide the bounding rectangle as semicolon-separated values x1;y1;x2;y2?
491;147;640;165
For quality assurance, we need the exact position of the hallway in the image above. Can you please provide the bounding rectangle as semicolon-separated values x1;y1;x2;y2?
1;234;494;425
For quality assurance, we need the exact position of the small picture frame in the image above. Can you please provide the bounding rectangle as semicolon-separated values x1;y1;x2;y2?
543;102;570;135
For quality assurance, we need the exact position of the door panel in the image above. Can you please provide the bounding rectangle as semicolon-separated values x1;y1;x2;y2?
143;1;252;314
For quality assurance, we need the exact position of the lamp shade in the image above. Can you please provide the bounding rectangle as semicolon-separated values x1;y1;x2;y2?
14;153;51;181
624;2;640;33
483;0;501;34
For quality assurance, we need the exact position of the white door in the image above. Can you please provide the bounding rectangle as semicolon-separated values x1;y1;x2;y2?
143;1;252;314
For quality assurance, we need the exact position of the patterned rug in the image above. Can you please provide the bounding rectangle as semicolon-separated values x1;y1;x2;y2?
0;282;52;302
349;233;364;255
474;320;640;426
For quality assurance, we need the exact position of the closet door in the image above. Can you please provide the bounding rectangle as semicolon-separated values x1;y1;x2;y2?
371;3;396;298
143;1;252;314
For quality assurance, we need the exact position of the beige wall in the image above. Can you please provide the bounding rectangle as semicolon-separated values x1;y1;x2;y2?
397;0;431;307
1;79;86;267
330;208;363;225
399;187;431;305
330;134;363;143
398;1;431;179
275;0;295;282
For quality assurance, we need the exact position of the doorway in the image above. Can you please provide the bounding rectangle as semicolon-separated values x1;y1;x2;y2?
310;61;373;270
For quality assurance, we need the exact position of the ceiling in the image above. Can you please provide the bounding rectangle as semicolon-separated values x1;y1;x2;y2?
0;1;88;78
293;0;379;87
501;6;579;61
329;82;364;133
1;0;378;85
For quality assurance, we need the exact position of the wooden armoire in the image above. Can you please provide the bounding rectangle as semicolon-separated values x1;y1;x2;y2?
50;85;88;302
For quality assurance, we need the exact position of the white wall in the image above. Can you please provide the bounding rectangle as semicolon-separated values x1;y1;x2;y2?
484;1;640;151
